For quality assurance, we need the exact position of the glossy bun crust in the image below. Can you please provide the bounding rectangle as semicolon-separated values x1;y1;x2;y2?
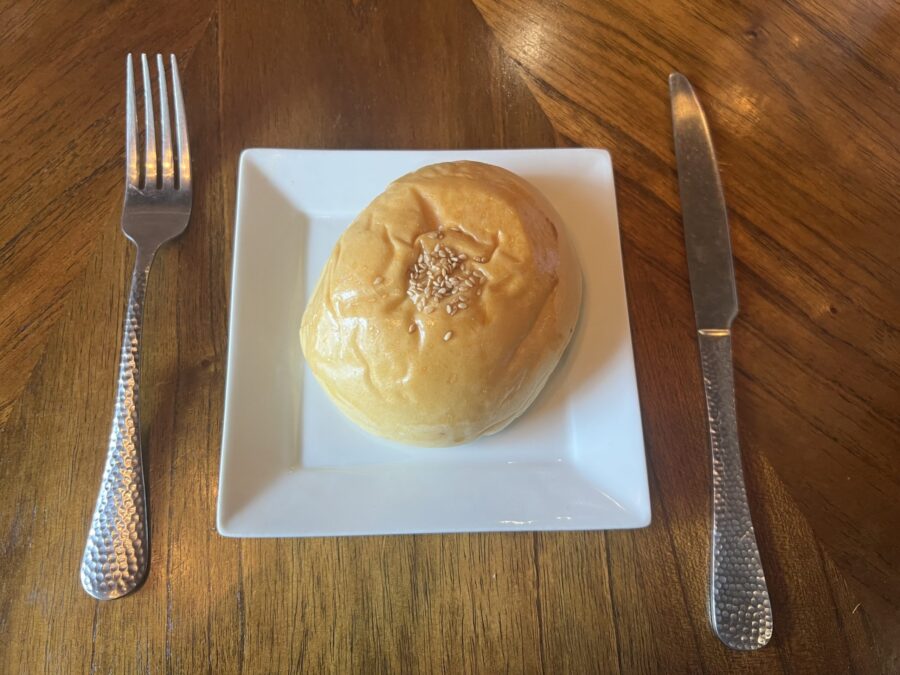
300;161;581;446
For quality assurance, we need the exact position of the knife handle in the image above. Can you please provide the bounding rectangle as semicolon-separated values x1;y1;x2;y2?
698;329;773;650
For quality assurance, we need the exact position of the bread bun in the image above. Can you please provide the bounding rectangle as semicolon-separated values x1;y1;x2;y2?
300;161;582;446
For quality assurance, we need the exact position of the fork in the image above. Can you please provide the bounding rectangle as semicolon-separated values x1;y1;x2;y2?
80;53;192;600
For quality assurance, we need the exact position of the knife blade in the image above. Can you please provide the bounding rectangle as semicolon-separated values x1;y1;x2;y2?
670;73;738;331
669;72;773;650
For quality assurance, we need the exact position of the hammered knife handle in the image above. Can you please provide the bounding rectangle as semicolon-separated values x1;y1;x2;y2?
80;248;154;599
698;329;773;649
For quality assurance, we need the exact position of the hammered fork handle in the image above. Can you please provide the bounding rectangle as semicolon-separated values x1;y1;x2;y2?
80;247;155;599
698;329;773;649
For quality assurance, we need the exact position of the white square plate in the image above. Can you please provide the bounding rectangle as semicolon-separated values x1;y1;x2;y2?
218;149;649;536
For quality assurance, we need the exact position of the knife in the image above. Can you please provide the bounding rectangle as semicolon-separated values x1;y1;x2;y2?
669;72;773;650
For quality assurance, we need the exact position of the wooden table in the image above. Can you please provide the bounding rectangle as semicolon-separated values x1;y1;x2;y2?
2;1;897;672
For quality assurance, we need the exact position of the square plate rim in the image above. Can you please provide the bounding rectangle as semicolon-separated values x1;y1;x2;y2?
218;147;650;537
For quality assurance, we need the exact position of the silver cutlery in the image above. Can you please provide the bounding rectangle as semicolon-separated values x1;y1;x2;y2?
669;72;773;649
80;53;192;599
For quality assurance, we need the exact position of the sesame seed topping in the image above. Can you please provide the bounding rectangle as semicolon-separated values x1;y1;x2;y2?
408;323;416;333
443;331;453;341
406;237;486;316
373;276;383;285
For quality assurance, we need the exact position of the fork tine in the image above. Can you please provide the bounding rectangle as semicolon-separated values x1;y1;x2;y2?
141;53;157;189
156;54;174;189
125;54;139;187
170;54;190;189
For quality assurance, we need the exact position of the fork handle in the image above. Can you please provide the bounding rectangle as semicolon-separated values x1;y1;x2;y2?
698;330;773;649
80;246;155;599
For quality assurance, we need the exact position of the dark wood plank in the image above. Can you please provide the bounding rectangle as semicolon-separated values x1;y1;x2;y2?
0;0;895;672
473;0;898;667
0;0;215;426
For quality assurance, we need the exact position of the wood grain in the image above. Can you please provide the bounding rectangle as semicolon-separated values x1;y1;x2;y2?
470;0;899;665
0;0;896;672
